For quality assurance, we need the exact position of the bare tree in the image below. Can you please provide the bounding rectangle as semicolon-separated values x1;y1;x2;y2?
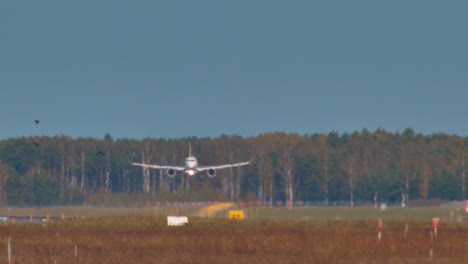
253;135;275;204
141;151;151;193
312;136;331;206
277;134;300;208
59;141;66;199
462;153;466;200
348;160;355;207
80;147;86;194
139;139;158;193
399;143;415;203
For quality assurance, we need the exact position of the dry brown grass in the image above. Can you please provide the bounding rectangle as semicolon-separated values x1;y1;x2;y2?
0;217;466;264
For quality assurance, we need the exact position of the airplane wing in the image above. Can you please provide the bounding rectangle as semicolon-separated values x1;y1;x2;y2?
132;163;185;171
197;161;250;171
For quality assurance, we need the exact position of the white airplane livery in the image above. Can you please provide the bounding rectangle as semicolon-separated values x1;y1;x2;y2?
132;145;250;178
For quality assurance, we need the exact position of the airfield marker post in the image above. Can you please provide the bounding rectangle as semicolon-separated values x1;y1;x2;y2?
377;219;383;242
432;217;439;238
404;223;408;239
7;237;11;264
429;230;434;261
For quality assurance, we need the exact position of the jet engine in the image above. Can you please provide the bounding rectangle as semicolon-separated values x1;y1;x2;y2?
207;168;216;178
166;168;176;178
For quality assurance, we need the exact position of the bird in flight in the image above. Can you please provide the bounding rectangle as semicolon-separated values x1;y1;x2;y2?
96;151;104;156
34;120;40;125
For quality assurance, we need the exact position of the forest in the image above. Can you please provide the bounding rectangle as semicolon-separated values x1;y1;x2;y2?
0;128;466;207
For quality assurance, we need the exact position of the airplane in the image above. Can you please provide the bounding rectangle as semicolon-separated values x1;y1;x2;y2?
132;144;250;177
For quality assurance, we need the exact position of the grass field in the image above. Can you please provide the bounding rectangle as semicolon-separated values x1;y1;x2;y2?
0;206;466;263
0;204;465;220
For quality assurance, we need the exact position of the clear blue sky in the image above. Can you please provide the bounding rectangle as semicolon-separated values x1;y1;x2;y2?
1;1;467;140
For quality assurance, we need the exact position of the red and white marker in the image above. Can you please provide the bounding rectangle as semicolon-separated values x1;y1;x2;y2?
432;217;440;237
377;218;383;241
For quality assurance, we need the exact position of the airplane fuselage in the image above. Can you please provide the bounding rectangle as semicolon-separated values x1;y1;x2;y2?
184;156;198;176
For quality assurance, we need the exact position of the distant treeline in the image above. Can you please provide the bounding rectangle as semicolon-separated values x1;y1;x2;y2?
0;129;467;206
